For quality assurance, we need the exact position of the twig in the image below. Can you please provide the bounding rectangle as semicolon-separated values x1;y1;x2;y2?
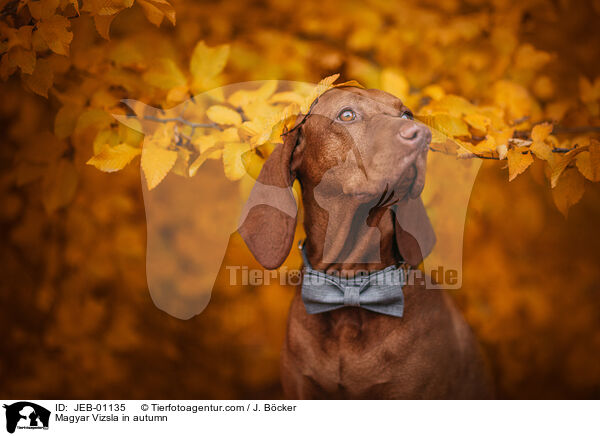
515;123;600;138
456;153;501;160
139;115;222;130
552;125;600;135
429;144;579;160
429;147;500;160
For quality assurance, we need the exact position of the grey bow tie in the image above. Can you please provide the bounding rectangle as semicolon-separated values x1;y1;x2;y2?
299;242;407;318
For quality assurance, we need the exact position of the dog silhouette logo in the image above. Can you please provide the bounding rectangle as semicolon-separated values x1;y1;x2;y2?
3;402;50;434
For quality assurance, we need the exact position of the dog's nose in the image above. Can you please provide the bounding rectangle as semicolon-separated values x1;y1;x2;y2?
397;123;430;149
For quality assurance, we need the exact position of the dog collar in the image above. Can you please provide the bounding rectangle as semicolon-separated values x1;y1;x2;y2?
298;240;407;317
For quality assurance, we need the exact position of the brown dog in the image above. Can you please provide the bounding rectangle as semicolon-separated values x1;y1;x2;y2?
239;86;492;399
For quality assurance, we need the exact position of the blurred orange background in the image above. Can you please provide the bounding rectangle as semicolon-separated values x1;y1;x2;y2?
1;0;599;399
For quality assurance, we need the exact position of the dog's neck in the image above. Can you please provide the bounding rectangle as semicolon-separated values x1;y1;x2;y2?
301;188;401;277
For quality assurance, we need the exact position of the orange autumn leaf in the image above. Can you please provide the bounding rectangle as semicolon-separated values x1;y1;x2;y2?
575;139;600;182
141;145;178;189
36;15;73;56
137;0;176;26
552;167;586;217
507;147;534;181
94;14;118;39
531;122;553;142
87;143;141;172
22;57;54;97
27;0;59;20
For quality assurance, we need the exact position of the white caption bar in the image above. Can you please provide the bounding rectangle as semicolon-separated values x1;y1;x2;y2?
0;400;598;436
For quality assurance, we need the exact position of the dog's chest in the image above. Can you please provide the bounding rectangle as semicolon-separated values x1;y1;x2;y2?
293;308;417;395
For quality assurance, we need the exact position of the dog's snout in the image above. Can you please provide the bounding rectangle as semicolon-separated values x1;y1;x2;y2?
397;123;431;149
398;123;420;141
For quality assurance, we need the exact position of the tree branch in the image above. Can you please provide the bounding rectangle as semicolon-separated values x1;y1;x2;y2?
139;115;223;131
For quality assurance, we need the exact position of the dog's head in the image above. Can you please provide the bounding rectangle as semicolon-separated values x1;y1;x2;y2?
239;86;435;269
295;87;431;200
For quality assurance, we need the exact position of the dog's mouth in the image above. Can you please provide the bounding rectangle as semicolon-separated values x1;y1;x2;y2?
327;137;429;202
342;158;422;200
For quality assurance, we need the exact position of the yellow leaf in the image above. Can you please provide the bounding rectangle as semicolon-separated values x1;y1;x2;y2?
240;118;272;145
37;15;73;56
529;140;553;161
575;140;600;182
171;148;190;177
4;25;34;51
190;41;229;92
420;113;471;138
269;91;305;106
141;145;178;189
4;46;36;74
192;133;217;153
146;123;175;149
74;109;113;134
206;105;242;126
229;81;278;109
550;148;586;188
28;0;59;20
81;0;134;15
380;68;409;101
42;158;78;213
490;128;514;148
493;80;533;121
87;143;141;172
333;80;364;89
118;119;144;146
422;84;445;101
222;142;251;181
316;73;340;90
507;147;534;181
422;95;476;118
143;58;186;90
188;143;223;176
240;149;265;180
216;126;239;142
299;73;341;113
531;122;553;142
166;84;189;103
93;14;117;39
93;129;118;154
23;57;54;97
475;136;496;153
552;167;585;217
463;112;491;136
137;0;176;26
191;133;222;161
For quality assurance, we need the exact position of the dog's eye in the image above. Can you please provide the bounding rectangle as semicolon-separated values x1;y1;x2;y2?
337;109;356;122
400;111;414;120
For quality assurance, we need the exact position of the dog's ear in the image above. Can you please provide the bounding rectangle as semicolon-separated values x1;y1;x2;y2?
238;126;303;269
393;197;436;267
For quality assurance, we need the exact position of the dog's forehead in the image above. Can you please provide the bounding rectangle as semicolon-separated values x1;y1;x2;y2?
312;87;404;115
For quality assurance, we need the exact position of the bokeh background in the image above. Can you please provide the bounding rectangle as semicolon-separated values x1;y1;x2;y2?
1;0;600;399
